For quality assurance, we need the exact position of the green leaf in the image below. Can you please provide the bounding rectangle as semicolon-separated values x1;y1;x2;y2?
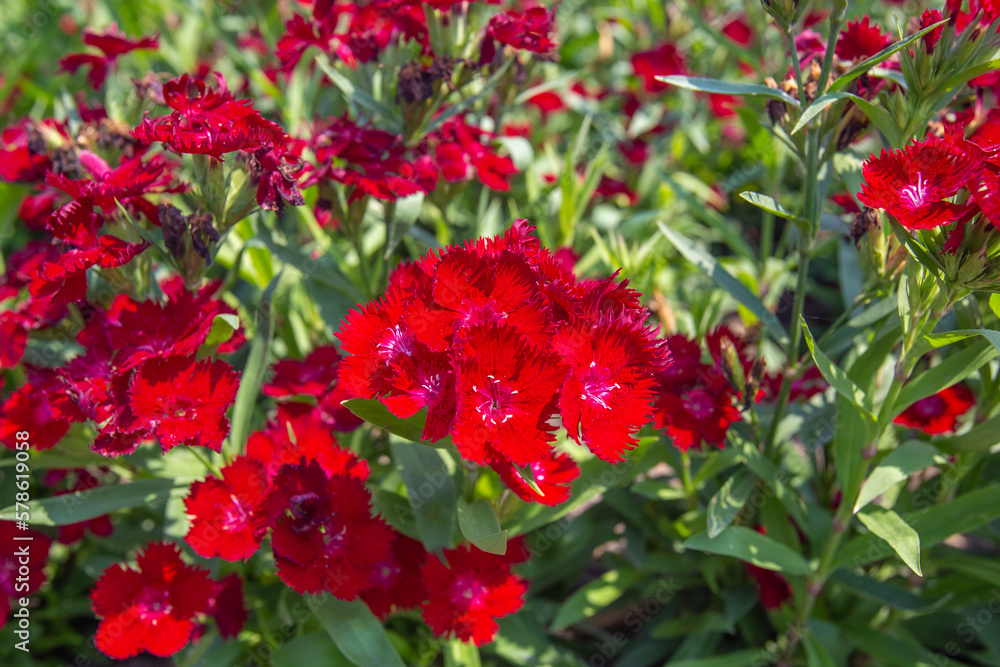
658;221;789;347
312;596;406;667
835;483;1000;569
198;313;240;358
425;59;514;135
803;633;838;667
342;398;445;446
314;55;401;132
550;568;638;630
444;640;482;667
272;633;352;667
457;498;507;555
829;20;949;93
990;294;1000;320
683;526;811;575
801;317;873;415
656;75;800;108
667;649;767;667
389;438;456;554
0;478;188;526
857;507;922;576
854;441;942;513
228;272;281;454
791;92;855;133
893;340;997;417
828;570;945;612
936;411;1000;452
919;328;1000;355
707;469;756;538
842;625;962;667
739;191;800;221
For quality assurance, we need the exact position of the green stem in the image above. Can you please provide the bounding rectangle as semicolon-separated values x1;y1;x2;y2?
785;28;806;106
818;10;846;96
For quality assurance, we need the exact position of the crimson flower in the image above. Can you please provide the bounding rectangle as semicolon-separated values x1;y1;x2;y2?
421;544;527;646
921;10;945;54
361;533;429;619
631;42;686;93
894;384;975;434
858;135;983;229
184;456;269;561
265;460;394;599
126;355;240;453
835;16;891;62
58;24;159;89
207;573;247;639
0;522;51;631
483;7;557;61
90;541;214;659
247;413;369;481
746;563;792;610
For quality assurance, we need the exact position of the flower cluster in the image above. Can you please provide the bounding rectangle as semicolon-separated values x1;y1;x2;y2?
336;221;670;481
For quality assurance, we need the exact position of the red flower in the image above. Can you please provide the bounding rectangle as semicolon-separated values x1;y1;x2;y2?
90;541;214;659
894;384;975;434
858;135;982;229
49;470;115;544
835;16;891;62
722;15;754;48
746;563;792;610
132;73;286;158
46;151;180;215
361;533;429;619
421;544;527;646
127;355;239;453
491;451;579;506
0;521;51;630
381;351;457;442
452;324;564;466
0;381;79;451
655;378;742;451
265;460;394;599
920;10;945;54
247;413;369;481
553;320;668;462
263;344;345;398
337;286;416;399
184;456;269;561
484;8;557;58
58;24;159;89
631;43;686;93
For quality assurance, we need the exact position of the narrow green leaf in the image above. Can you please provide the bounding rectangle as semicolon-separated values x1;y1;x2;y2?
791;92;853;134
854;441;942;513
342;398;443;446
848;94;904;148
936;411;1000;452
0;478;187;526
550;568;638;630
657;75;800;107
801;317;872;414
893;340;997;417
658;221;789;346
829;20;949;93
828;570;945;612
667;649;766;667
229;272;281;454
842;625;962;666
314;55;401;132
198;313;240;358
272;633;351;667
444;640;482;667
857;507;922;576
803;634;838;667
920;328;1000;355
739;191;800;221
683;526;811;575
389;438;456;554
425;59;514;135
990;294;1000;321
312;596;406;667
457;499;507;555
707;469;756;538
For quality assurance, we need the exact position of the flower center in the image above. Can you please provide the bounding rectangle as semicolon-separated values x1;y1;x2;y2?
450;574;489;609
900;172;929;209
473;375;517;425
683;388;715;420
420;373;442;401
913;395;944;419
137;587;173;622
376;325;413;363
580;361;619;410
222;494;250;532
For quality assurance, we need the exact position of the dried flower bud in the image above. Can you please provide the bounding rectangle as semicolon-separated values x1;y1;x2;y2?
850;208;879;247
767;99;788;126
160;203;187;258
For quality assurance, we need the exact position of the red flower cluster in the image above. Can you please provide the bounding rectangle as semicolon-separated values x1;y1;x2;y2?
0;277;243;456
653;328;745;451
337;221;669;480
90;541;244;659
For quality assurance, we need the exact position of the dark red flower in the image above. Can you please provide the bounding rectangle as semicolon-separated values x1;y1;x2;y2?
858;135;982;229
381;351;457;442
265;460;394;599
452;324;564;466
263;344;345;398
90;541;214;659
361;533;429;619
722;15;754;48
421;544;527;646
835;16;891;62
920;10;945;54
127;355;239;452
746;563;792;610
59;24;158;89
491;451;579;506
894;384;975;434
0;521;51;630
184;456;269;561
247;413;369;481
655;378;742;451
0;381;80;451
337;286;416;399
207;574;247;639
485;8;557;57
